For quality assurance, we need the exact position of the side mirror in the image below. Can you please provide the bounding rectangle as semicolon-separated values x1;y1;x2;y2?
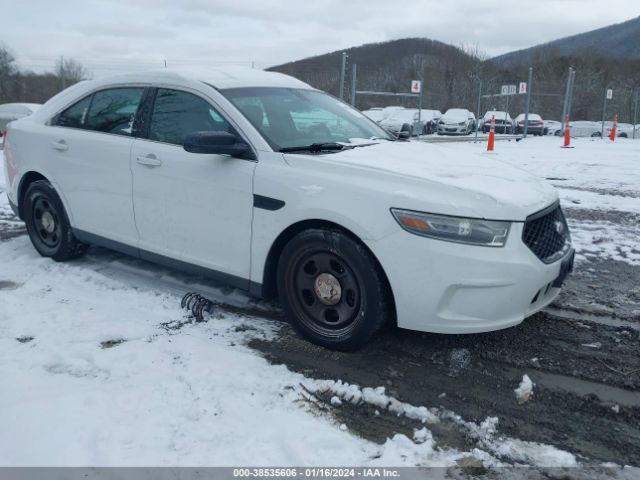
183;131;253;158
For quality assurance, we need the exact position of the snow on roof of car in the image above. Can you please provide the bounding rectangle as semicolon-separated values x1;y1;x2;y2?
483;110;510;119
77;67;314;91
0;103;42;114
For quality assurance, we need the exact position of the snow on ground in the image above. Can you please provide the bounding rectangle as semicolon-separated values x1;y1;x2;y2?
1;138;638;467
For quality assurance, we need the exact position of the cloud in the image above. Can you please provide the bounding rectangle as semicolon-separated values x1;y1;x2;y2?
3;0;638;76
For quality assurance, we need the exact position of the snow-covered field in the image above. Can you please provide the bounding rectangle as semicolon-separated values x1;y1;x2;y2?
0;137;639;468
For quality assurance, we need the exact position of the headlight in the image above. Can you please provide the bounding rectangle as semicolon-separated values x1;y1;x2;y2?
458;121;466;126
391;209;510;247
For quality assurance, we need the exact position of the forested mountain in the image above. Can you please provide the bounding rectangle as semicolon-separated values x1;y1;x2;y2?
492;16;640;67
270;19;640;123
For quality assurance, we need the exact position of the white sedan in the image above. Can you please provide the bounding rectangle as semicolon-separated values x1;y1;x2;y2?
3;68;574;350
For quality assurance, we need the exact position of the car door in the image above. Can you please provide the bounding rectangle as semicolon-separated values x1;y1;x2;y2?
130;87;256;284
46;87;144;246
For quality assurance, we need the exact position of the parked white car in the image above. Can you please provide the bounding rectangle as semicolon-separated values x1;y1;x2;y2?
543;120;562;136
437;108;476;135
0;103;42;134
605;122;635;138
560;121;602;137
3;68;574;350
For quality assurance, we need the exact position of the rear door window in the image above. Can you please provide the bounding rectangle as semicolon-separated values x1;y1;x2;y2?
53;95;92;129
85;88;144;136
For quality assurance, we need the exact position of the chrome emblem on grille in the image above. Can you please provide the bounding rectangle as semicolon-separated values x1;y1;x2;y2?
554;220;564;235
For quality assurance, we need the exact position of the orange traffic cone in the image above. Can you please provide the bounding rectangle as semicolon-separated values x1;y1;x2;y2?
562;115;573;148
609;114;618;141
487;115;495;152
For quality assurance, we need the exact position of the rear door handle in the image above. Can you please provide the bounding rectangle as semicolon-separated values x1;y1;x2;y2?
136;154;162;167
51;140;68;151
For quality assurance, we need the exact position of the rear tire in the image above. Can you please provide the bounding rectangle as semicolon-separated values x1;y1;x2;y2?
23;180;87;261
277;229;391;351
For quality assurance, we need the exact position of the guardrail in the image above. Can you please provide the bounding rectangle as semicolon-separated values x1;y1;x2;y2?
417;134;523;143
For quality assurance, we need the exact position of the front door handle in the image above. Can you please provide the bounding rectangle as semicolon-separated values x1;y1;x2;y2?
51;140;68;151
136;154;162;167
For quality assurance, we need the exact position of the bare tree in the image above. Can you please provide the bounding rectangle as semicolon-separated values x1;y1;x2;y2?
55;57;91;89
0;44;18;103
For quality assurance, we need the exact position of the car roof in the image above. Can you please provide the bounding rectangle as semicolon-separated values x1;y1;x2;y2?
80;67;314;91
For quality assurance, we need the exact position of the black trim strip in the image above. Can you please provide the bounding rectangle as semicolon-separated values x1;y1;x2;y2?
8;198;20;219
253;194;285;211
72;228;261;294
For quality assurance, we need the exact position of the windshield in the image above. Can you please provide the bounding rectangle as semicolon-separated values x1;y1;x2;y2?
221;87;394;151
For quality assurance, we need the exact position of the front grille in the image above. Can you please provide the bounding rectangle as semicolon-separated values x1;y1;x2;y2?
522;204;571;263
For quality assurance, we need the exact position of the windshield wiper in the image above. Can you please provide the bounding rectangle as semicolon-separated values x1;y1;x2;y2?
279;143;346;153
279;142;380;153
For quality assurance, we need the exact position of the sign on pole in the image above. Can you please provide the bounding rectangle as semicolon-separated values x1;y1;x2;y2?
606;89;613;100
519;82;527;94
502;85;517;95
411;80;422;93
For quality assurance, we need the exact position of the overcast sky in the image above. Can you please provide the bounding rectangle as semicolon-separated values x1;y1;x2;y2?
3;0;639;76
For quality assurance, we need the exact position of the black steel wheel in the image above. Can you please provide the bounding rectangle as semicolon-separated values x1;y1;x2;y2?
23;180;87;261
277;229;391;350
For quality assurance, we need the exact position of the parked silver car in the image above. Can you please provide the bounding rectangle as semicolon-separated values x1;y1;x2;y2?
437;108;476;135
379;108;424;137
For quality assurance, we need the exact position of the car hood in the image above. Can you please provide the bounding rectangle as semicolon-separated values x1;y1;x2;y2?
286;141;558;221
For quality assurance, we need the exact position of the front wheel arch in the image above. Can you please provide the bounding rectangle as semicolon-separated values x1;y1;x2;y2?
260;220;396;319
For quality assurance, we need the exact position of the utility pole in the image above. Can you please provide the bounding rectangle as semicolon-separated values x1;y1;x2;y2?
560;67;574;132
601;86;610;137
632;89;639;139
60;56;66;90
475;78;482;143
350;64;357;106
523;67;533;138
339;52;347;100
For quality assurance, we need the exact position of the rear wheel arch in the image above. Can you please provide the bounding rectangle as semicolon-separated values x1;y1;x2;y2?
260;220;396;317
17;171;49;219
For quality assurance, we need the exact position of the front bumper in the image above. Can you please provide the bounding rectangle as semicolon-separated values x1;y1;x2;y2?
437;125;467;135
367;222;573;334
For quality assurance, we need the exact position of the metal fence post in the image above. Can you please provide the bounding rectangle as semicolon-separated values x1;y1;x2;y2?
350;64;357;106
633;89;638;140
561;67;573;132
567;69;576;118
339;52;347;100
523;67;533;138
601;86;609;137
475;78;482;143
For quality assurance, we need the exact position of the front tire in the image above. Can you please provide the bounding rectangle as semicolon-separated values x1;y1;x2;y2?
277;229;391;351
23;180;87;261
